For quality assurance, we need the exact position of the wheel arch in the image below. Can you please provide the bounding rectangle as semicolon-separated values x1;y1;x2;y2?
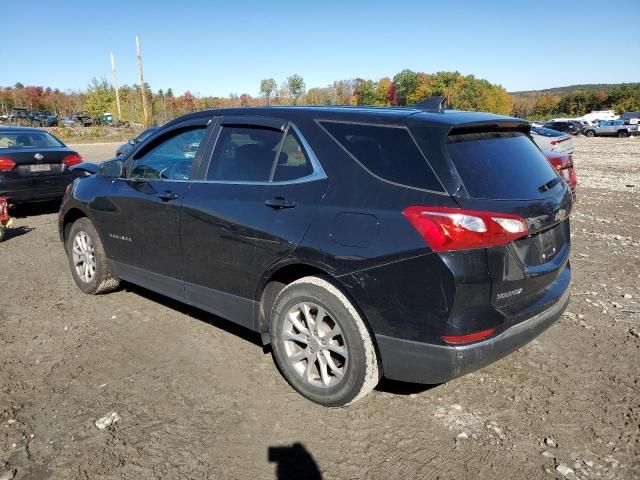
62;207;89;244
255;261;376;352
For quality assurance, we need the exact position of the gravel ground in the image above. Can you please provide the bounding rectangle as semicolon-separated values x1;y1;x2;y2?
0;137;638;479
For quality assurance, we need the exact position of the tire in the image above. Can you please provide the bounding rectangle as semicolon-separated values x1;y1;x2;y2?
0;226;4;242
585;130;595;137
66;218;119;294
618;130;629;138
270;276;380;406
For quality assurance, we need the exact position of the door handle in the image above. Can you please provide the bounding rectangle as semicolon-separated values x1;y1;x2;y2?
158;191;180;201
265;197;297;209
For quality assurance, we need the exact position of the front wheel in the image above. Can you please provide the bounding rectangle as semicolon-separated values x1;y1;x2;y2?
66;218;120;294
270;276;380;407
585;130;595;137
618;130;629;138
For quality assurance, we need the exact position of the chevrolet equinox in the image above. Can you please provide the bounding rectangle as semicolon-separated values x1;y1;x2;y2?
59;106;572;406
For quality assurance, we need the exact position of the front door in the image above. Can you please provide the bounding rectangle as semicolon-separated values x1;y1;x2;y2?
180;117;328;327
95;118;212;300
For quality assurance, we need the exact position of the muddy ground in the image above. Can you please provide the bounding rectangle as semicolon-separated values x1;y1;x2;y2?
0;137;638;479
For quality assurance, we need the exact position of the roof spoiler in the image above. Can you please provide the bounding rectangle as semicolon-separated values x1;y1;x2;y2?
414;96;448;112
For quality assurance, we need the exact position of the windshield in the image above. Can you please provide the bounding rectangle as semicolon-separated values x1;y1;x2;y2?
0;131;64;149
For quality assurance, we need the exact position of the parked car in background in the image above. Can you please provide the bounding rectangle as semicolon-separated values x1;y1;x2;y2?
531;126;574;154
543;150;577;199
0;127;82;203
72;112;99;127
544;121;582;135
583;120;638;137
30;111;58;127
59;106;572;406
115;126;159;157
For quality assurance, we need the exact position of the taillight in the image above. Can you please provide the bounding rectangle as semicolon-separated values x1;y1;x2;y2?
63;153;82;167
403;206;529;252
442;328;496;345
0;158;16;171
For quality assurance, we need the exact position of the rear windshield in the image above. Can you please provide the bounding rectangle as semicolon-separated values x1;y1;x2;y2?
320;121;443;191
0;131;64;149
531;127;564;137
445;131;561;200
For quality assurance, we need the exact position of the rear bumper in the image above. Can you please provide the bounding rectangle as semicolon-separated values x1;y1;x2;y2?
0;175;72;203
376;285;571;384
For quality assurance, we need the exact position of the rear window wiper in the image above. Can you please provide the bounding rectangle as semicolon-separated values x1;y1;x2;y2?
538;177;562;193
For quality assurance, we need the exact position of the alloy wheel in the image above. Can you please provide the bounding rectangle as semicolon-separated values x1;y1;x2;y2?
72;231;96;283
282;302;348;388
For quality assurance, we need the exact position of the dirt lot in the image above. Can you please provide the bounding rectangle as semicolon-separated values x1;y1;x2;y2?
1;137;638;479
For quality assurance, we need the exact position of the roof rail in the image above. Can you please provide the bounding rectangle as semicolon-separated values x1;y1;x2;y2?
414;96;448;112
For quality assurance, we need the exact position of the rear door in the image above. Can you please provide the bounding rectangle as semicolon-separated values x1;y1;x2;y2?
179;116;328;328
412;123;573;314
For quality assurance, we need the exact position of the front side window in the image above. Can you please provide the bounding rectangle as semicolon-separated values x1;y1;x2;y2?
129;127;206;181
207;125;315;183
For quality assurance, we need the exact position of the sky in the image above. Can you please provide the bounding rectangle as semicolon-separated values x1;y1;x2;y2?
1;0;638;97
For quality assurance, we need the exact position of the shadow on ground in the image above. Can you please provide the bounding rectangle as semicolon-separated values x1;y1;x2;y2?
375;378;441;396
11;199;62;218
123;282;264;348
123;282;442;398
1;225;33;242
269;443;322;480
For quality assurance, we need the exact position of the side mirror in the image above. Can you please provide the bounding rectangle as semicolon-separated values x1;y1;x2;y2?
70;162;99;177
99;159;124;178
128;139;136;146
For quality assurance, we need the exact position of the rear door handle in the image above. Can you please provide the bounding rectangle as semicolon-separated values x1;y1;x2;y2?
158;191;180;201
265;197;297;209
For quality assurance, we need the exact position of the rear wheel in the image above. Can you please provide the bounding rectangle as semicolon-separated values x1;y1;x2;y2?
270;276;380;406
618;130;629;138
66;218;119;294
585;130;595;137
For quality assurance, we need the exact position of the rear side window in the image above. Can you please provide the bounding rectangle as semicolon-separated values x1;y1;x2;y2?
273;130;314;182
208;126;282;182
445;131;561;200
207;125;315;182
320;121;443;191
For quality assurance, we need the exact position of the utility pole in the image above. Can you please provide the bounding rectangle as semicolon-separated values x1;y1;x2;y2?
136;35;149;126
110;52;122;120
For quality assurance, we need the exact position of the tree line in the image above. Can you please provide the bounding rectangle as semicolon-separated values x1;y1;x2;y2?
2;74;638;127
511;83;640;119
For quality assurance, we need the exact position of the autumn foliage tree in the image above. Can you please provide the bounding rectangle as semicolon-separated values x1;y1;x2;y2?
2;74;638;126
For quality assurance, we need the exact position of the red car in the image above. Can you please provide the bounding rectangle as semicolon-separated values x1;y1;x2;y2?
543;150;577;199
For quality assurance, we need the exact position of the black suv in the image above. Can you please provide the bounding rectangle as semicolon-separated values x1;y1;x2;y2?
59;107;572;406
543;121;582;135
